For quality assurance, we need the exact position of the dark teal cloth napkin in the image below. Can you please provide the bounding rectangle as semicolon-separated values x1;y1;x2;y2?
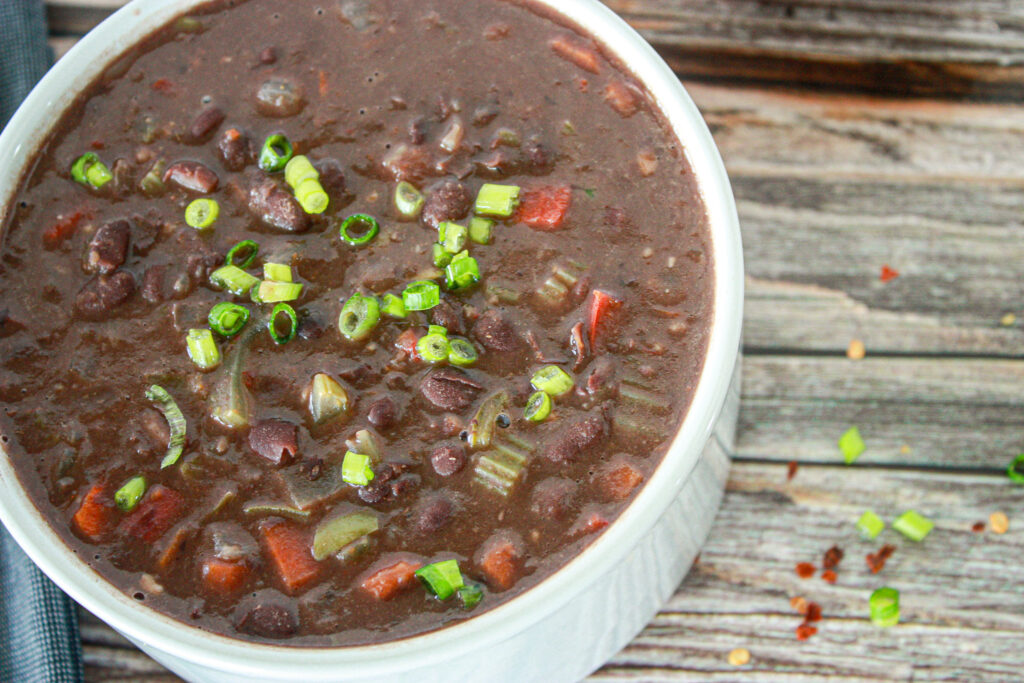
1;2;85;682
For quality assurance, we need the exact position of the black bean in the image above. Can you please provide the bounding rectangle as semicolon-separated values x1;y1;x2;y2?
85;219;130;275
420;180;472;229
313;158;347;198
248;419;299;466
187;106;225;143
523;140;553;175
430;298;464;335
248;179;310;233
357;482;389;504
420;368;483;411
367;397;398;431
258;46;277;65
236;601;297;639
472;309;520;352
75;271;135;319
217;128;255;171
296;314;324;341
430;443;466;477
542;415;606;463
254;77;305;118
412;495;453;534
163;161;219;193
531;478;578;519
390;473;420;499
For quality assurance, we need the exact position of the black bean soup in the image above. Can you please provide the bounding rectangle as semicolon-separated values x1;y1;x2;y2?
0;0;713;646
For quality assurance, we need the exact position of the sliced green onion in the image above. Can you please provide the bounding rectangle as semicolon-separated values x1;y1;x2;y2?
268;303;298;345
1008;454;1024;484
258;133;293;172
892;510;933;542
433;243;453;268
417;333;450;363
139;159;167;196
869;587;900;627
525;390;552;422
467;391;509;450
381;293;406;318
253;280;303;303
339;214;379;246
444;252;481;291
70;152;113;188
438;222;468;254
210;265;260;297
225;240;259;268
263;262;292;283
474;183;520;218
394;181;425;219
856;510;885;540
312;511;378;561
839;426;865;465
403;281;441;311
341;450;375;486
146;385;187;469
295;178;329;214
428;325;448;338
531;365;573;397
458;582;484;609
415;559;464;601
186;328;221;370
208;302;250;337
114;476;147;512
185;198;219;229
308;373;350;424
284;154;319;188
338;293;380;341
447;337;478;367
469;217;494;245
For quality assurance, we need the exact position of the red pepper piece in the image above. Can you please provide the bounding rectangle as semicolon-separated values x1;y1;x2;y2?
515;186;572;231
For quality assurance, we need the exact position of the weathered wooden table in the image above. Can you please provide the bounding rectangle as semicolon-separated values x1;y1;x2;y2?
46;1;1024;680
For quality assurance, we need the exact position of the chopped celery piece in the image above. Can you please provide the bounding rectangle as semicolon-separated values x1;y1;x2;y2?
467;391;509;449
474;183;520;218
618;383;670;413
242;501;313;522
308;373;349;424
186;328;221;371
275;452;346;510
473;444;527;496
312;511;379;561
485;281;520;304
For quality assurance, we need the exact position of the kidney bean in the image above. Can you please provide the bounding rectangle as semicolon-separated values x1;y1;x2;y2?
421;180;472;229
248;419;299;466
75;271;135;319
85;219;130;275
530;477;578;519
472;309;520;352
542;415;606;463
248;179;310;233
254;77;305;118
217;128;255;171
367;397;398;431
412;495;453;534
430;299;464;335
313;158;347;198
140;265;168;304
382;144;436;184
430;443;466;477
420;368;483;411
163;161;219;193
187;106;225;143
258;46;277;65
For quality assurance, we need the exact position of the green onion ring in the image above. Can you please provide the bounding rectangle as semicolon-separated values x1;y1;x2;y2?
402;280;441;311
1008;454;1024;484
339;214;380;246
146;385;187;469
70;152;113;188
338;293;381;341
524;390;552;422
259;133;294;172
268;303;298;345
417;333;450;364
208;302;250;337
447;337;479;367
185;198;220;229
225;240;259;268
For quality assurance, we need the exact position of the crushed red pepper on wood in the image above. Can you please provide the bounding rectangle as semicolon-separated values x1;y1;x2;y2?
880;264;900;282
795;624;818;641
805;602;822;622
822;545;844;570
866;544;896;574
786;460;799;481
795;562;816;578
821;569;837;584
972;521;986;533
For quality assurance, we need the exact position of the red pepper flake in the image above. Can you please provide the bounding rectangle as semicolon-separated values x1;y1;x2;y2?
795;562;816;579
971;521;986;533
865;544;896;574
318;70;329;97
786;460;799;481
880;265;900;282
805;602;822;622
790;596;808;614
822;545;844;570
89;140;105;150
42;210;89;249
151;78;175;93
821;569;837;584
795;623;818;641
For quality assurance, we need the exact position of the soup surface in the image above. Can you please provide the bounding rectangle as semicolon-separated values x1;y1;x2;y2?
0;0;712;645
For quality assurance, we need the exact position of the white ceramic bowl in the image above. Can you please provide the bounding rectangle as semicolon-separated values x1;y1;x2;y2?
0;1;743;680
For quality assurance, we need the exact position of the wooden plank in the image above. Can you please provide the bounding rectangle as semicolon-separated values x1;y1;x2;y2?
737;356;1024;468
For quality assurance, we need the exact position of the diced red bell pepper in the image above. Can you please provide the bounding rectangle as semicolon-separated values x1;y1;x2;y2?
72;483;114;542
394;328;421;361
587;289;623;349
260;520;321;594
120;485;184;544
43;210;88;249
361;559;422;600
516;186;572;231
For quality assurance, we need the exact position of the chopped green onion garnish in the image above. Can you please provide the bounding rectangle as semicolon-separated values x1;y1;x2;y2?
892;510;933;542
114;476;147;512
145;385;186;469
428;325;448;338
185;198;220;229
258;133;293;172
341;450;375;486
474;183;520;218
457;582;484;609
208;302;250;337
186;328;221;370
856;510;885;540
338;214;380;246
253;280;303;303
381;293;406;319
469;217;494;245
295;177;329;215
402;281;441;311
530;365;573;397
263;262;292;283
268;303;298;345
415;559;464;601
447;337;478;367
70;152;113;188
839;426;865;465
284;154;319;188
417;333;450;363
444;252;481;291
210;265;260;297
338;292;380;341
394;181;425;219
433;243;453;268
225;240;259;268
1008;454;1024;484
524;390;552;422
869;587;900;627
438;222;468;255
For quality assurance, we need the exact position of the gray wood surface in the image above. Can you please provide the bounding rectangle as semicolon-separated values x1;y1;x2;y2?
27;0;1024;681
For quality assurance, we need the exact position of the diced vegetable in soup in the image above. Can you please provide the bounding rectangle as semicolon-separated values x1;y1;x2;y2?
0;0;712;646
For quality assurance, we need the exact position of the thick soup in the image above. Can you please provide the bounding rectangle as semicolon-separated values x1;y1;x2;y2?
0;0;713;645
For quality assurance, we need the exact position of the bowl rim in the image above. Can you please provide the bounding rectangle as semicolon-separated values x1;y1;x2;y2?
0;0;742;675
